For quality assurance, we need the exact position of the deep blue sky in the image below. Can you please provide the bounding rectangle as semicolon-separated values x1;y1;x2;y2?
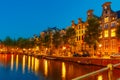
0;0;120;40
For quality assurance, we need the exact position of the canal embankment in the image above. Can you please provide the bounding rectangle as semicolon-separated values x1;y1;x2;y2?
34;54;120;68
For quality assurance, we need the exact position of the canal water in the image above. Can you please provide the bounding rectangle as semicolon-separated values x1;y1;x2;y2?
0;54;120;80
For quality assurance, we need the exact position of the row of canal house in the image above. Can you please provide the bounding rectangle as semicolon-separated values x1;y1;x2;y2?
71;2;120;56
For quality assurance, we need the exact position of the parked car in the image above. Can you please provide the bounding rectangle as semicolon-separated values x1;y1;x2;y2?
110;53;120;58
73;52;81;57
81;50;90;57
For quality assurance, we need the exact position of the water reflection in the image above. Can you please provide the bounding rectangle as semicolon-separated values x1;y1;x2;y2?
22;55;25;74
28;56;31;71
31;57;35;72
0;54;120;80
35;58;39;75
11;54;14;71
16;55;18;71
98;75;103;80
62;62;66;79
44;59;48;76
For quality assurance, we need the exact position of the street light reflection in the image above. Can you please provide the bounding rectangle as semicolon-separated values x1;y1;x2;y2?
28;56;31;71
62;62;66;79
35;58;39;75
98;75;103;80
11;54;14;71
22;55;25;74
16;55;18;71
32;57;35;72
44;60;48;76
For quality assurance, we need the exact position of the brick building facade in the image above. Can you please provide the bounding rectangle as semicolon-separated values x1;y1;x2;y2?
72;2;120;56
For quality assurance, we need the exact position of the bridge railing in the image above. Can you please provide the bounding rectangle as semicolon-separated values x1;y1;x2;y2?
72;63;120;80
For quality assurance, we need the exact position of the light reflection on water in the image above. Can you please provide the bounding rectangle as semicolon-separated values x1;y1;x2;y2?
35;58;39;75
62;62;66;79
31;56;35;72
11;54;14;71
16;55;18;71
22;55;25;74
0;54;120;80
28;56;31;71
44;59;48;77
98;75;103;80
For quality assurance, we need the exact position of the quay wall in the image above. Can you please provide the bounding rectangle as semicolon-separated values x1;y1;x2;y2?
40;55;120;68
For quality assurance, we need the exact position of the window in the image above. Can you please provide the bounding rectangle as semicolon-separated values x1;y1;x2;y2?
82;35;84;40
88;13;90;16
104;30;108;37
111;22;115;27
112;17;115;20
82;30;83;34
104;24;108;29
79;36;80;41
99;26;102;30
77;36;79;41
111;29;116;37
82;30;85;34
111;39;116;49
78;25;80;29
79;31;80;34
104;6;107;9
104;17;109;23
105;40;108;49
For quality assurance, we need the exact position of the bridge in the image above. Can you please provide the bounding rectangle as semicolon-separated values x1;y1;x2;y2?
72;63;120;80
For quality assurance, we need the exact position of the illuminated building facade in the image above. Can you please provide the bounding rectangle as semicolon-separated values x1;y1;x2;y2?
71;19;86;52
99;2;120;55
72;2;120;55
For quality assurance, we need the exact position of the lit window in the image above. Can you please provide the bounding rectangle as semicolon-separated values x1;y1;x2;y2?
112;17;115;20
82;30;85;34
104;17;109;23
111;29;116;37
88;13;90;16
104;6;107;9
104;30;108;37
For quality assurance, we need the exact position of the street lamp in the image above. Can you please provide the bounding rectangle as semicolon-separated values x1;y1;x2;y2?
62;46;66;56
98;44;102;57
99;44;102;48
62;46;66;50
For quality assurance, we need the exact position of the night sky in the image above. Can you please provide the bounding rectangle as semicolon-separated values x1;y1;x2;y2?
0;0;120;40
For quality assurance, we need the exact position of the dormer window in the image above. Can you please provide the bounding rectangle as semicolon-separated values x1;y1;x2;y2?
104;6;107;9
88;13;90;16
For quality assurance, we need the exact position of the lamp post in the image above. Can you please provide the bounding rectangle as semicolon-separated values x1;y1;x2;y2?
98;44;102;57
62;46;66;56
